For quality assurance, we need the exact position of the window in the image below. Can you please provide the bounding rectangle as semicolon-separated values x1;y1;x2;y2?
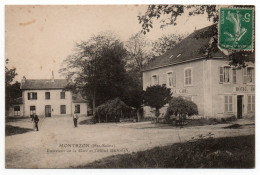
232;69;237;83
219;66;232;83
151;75;158;85
60;92;65;99
28;92;37;100
247;95;255;113
60;105;66;114
247;67;254;84
75;104;80;114
45;92;50;100
184;68;192;86
14;106;20;116
167;72;176;87
243;67;255;84
30;106;36;115
224;67;230;83
224;96;233;112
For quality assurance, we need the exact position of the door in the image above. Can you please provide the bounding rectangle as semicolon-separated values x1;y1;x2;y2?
237;95;243;119
45;105;51;117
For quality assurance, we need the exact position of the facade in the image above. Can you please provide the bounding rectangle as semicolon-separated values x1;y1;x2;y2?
8;77;88;117
142;24;255;119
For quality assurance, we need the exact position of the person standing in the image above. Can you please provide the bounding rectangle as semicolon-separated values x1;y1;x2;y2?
73;112;79;127
32;113;39;131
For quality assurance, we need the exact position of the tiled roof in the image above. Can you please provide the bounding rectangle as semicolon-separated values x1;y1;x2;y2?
142;24;227;71
21;79;69;90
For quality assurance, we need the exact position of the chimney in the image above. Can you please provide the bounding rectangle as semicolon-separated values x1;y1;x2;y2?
21;76;26;89
51;71;54;82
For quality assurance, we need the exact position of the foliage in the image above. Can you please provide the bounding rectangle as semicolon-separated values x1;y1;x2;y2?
95;98;131;122
5;59;21;111
166;96;198;116
138;5;255;67
77;135;255;168
165;96;198;125
60;32;128;113
152;33;187;56
144;85;172;117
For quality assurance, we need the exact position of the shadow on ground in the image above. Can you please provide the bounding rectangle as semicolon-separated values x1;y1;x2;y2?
5;125;33;136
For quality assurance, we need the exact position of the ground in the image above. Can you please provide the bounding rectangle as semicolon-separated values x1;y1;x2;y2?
5;116;255;168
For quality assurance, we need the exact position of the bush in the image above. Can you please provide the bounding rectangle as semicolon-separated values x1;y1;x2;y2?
95;98;131;123
165;96;198;126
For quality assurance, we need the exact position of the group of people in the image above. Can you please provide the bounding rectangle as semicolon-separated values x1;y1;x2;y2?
31;111;80;131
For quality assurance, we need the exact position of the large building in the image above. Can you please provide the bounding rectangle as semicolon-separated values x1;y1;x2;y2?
142;24;255;119
8;76;88;117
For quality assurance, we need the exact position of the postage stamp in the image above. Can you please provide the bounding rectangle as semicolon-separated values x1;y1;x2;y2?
219;8;254;50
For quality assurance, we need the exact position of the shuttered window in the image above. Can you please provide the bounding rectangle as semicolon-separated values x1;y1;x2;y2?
28;92;37;100
184;68;192;86
151;75;159;85
60;92;66;99
75;104;80;114
30;106;36;115
247;95;255;113
247;67;254;84
14;106;20;116
224;96;233;112
45;92;50;99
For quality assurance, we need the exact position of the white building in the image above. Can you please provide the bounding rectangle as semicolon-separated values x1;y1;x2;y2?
8;76;88;117
142;24;255;119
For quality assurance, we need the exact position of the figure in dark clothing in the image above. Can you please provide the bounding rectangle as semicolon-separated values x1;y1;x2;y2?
32;113;39;131
73;112;79;127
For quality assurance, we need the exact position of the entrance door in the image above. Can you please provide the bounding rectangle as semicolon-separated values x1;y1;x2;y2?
45;105;51;117
237;95;243;119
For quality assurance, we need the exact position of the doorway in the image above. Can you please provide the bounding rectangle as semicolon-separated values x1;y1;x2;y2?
45;105;51;117
237;95;243;119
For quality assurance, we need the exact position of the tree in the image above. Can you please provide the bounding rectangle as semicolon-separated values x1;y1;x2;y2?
60;32;128;119
138;5;255;67
96;98;131;123
165;96;198;126
152;33;186;56
143;85;172;121
5;59;21;112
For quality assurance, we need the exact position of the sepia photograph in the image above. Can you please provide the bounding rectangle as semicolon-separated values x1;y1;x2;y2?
4;4;255;169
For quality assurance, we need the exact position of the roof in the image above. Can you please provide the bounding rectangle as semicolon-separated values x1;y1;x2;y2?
142;24;227;71
72;93;88;103
21;79;69;90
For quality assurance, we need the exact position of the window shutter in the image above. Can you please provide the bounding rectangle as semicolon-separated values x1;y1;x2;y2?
242;68;247;84
233;69;236;83
219;67;224;84
162;73;167;85
173;72;176;87
28;93;30;100
157;75;159;85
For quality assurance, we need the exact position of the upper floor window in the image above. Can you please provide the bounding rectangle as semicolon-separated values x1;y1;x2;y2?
243;67;255;84
184;68;192;86
151;75;158;85
232;69;237;83
28;92;37;100
60;92;65;99
219;66;233;83
167;72;176;87
45;92;50;100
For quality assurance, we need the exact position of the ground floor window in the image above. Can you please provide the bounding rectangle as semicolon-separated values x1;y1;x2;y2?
60;105;66;114
75;104;80;114
14;106;20;116
224;96;233;112
247;95;255;113
30;106;36;115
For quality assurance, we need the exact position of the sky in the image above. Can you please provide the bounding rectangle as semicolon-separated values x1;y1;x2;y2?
5;5;213;81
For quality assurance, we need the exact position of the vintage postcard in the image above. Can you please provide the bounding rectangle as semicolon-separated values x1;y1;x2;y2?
5;4;255;169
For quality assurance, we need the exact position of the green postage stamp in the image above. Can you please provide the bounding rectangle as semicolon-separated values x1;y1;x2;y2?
219;8;254;50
